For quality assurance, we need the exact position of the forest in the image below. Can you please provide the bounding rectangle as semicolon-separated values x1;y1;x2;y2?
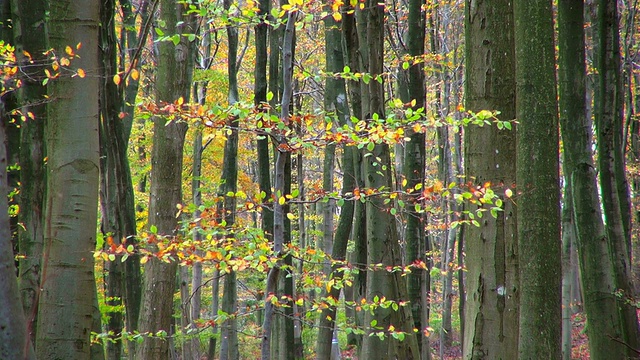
1;0;640;359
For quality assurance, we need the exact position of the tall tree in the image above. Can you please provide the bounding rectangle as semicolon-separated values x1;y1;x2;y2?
218;0;240;358
400;0;429;358
136;0;196;358
557;1;634;358
360;1;419;358
10;0;47;345
594;0;640;353
35;1;102;358
261;10;296;360
315;1;355;357
463;0;519;358
513;0;561;357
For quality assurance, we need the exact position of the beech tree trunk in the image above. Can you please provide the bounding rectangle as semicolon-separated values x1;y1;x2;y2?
10;0;47;346
35;1;102;359
514;0;562;357
463;0;519;358
136;0;195;358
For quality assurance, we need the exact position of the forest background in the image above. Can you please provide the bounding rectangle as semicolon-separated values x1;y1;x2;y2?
1;0;640;359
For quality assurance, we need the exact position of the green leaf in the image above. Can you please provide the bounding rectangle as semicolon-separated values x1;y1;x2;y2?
367;141;375;151
390;208;397;215
402;61;409;70
337;198;345;207
150;225;158;234
267;91;274;101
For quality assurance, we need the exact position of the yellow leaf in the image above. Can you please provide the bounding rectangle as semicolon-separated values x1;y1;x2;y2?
131;68;139;80
505;188;513;198
60;57;70;66
76;42;82;50
286;212;295;220
326;121;332;131
77;68;86;78
278;196;286;205
140;255;149;265
113;74;121;85
65;46;74;56
177;96;184;106
332;12;342;21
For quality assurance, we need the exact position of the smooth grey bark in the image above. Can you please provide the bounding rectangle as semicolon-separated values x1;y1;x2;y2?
10;0;47;346
35;2;101;359
463;1;519;359
514;0;561;358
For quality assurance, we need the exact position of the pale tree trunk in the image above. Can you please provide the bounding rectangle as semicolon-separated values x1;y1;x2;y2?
595;0;640;353
360;1;419;359
10;0;47;346
136;0;195;358
35;2;102;360
463;0;519;359
514;0;561;357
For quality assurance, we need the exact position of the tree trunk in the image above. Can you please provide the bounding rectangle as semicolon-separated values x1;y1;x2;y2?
10;0;47;346
342;2;367;351
35;2;101;359
463;0;519;358
360;2;419;358
0;111;35;360
514;0;561;357
595;0;640;353
316;4;354;356
557;2;634;358
136;1;195;358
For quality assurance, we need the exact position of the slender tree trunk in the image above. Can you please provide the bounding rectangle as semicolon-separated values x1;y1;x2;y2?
261;11;296;360
316;4;354;356
10;0;47;346
0;111;35;360
463;1;519;359
561;183;574;360
360;2;419;358
342;2;367;350
219;2;240;356
595;0;640;353
514;0;561;357
400;0;429;358
136;1;195;358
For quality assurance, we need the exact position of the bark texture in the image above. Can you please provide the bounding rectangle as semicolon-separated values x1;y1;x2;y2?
514;0;562;358
463;1;519;359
